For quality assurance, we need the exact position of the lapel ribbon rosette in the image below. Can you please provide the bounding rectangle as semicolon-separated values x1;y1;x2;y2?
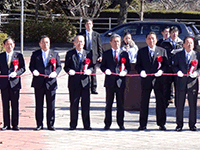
83;58;91;71
50;58;56;71
188;60;198;74
157;56;163;70
120;58;126;72
13;59;19;71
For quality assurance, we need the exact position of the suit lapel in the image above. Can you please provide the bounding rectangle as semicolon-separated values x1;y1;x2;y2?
3;52;9;68
72;49;80;69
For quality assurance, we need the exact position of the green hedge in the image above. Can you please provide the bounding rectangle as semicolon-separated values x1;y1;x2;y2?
1;17;77;43
0;33;8;52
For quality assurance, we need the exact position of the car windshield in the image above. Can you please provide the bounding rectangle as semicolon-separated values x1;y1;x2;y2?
186;25;200;35
109;24;139;37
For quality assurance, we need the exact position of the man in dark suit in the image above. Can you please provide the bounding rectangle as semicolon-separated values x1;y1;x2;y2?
0;37;25;131
64;35;94;130
78;19;102;94
100;34;131;130
160;26;183;105
172;36;199;131
29;35;61;131
156;26;170;46
135;32;168;130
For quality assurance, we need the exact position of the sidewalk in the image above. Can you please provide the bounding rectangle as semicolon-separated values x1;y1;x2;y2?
0;56;200;150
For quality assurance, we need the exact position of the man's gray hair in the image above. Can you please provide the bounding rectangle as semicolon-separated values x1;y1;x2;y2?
110;34;121;42
73;35;85;42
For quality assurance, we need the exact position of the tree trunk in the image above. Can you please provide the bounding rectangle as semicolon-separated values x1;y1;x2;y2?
140;0;144;21
35;0;40;22
117;1;129;25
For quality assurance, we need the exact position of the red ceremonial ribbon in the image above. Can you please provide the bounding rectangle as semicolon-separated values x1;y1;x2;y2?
157;56;163;70
120;58;126;72
188;60;198;74
83;58;91;71
50;58;56;71
13;59;19;71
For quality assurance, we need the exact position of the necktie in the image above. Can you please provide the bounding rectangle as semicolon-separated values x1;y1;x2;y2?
172;41;176;49
7;54;11;68
114;50;118;63
87;33;91;50
44;52;47;67
150;50;154;58
187;53;190;65
78;52;82;63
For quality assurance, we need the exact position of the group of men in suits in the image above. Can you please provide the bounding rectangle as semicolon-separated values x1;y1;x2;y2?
0;36;62;131
136;29;199;131
0;22;199;132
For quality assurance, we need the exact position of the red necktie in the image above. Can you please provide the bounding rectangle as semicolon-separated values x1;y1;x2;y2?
115;50;118;63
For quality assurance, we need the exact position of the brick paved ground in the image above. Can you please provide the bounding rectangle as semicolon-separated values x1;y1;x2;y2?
0;56;200;150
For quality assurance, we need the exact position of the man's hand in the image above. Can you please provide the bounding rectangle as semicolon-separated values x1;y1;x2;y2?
33;70;40;76
155;70;163;77
105;69;112;75
9;72;17;78
49;71;57;78
177;70;184;77
190;71;198;78
84;69;92;75
69;69;75;76
97;57;102;62
119;70;127;77
140;70;147;78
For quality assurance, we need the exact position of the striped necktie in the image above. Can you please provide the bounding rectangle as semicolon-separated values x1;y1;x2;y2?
7;54;12;68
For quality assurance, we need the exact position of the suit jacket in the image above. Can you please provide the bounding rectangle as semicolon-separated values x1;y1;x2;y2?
0;51;25;90
160;38;183;67
156;39;164;47
135;46;168;89
29;49;61;90
64;49;94;89
172;49;200;91
100;49;131;88
78;30;102;64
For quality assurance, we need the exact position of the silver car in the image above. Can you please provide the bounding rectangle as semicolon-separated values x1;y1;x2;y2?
100;21;200;51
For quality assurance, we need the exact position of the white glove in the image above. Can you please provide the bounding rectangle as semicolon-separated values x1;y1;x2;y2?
9;72;17;78
69;69;75;76
49;71;57;78
33;70;40;76
155;70;163;77
177;70;184;77
105;69;112;75
190;71;198;78
140;70;147;78
119;70;127;77
84;69;92;75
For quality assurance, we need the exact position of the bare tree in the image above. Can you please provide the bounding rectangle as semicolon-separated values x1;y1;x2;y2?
27;0;51;21
56;0;108;18
159;0;200;11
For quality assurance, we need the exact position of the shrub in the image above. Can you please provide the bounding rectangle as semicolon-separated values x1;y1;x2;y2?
0;33;8;52
1;16;77;43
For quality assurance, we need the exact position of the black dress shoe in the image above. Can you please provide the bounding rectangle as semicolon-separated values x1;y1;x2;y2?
69;127;76;130
119;126;125;130
35;126;43;131
1;126;11;131
138;126;146;130
103;126;110;130
159;125;166;131
175;126;182;131
84;127;92;130
12;126;20;131
48;126;55;131
190;126;198;131
91;91;98;94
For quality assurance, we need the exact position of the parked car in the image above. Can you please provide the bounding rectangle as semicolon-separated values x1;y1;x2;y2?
100;21;200;51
